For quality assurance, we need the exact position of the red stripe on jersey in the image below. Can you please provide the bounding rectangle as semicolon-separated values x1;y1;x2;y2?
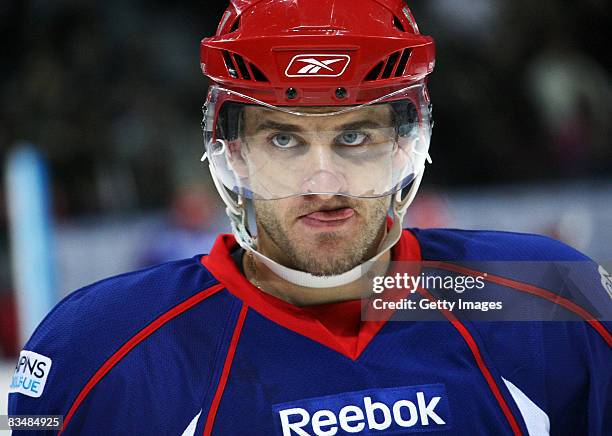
59;283;225;435
203;303;249;435
417;287;523;436
431;262;612;347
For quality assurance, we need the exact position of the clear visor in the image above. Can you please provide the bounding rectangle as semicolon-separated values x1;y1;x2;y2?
203;83;432;200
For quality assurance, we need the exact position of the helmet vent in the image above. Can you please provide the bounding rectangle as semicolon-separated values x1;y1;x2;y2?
393;16;405;32
394;48;412;77
364;48;412;81
233;53;251;80
249;63;269;82
365;62;384;81
221;50;238;78
221;50;269;82
229;17;241;33
381;51;400;79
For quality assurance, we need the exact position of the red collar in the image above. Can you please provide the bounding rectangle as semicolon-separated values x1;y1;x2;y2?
201;230;421;360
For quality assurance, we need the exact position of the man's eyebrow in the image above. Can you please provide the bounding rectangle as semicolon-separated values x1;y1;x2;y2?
254;121;304;133
253;119;387;133
337;120;387;130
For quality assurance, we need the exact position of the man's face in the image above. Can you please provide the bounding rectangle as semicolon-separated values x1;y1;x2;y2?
237;105;395;276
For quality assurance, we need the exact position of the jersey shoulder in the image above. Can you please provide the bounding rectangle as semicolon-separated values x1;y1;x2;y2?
23;255;220;354
408;227;589;261
408;227;612;321
8;256;229;419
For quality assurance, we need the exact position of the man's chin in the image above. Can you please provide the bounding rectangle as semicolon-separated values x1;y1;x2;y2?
297;259;358;277
291;243;362;276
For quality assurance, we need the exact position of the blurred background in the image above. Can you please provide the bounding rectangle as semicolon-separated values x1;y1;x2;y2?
1;0;611;417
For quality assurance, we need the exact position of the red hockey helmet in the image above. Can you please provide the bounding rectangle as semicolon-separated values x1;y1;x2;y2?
200;0;435;106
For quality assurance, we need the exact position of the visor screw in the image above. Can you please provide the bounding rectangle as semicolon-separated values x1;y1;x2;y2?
286;88;298;100
335;87;347;99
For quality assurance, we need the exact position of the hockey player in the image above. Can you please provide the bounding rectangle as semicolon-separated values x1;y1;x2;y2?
9;1;611;435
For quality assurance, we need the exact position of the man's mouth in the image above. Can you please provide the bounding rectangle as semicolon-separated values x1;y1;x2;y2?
299;207;355;228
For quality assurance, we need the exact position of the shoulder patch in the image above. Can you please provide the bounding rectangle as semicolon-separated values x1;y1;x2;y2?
9;350;53;398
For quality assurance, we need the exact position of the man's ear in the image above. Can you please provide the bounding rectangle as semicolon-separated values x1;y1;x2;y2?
226;139;249;179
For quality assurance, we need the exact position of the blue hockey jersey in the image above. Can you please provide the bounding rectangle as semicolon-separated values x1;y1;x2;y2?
8;229;612;435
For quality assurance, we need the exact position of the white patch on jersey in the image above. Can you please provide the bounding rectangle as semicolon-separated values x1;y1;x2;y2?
598;265;612;299
502;377;550;436
9;350;52;398
181;409;202;436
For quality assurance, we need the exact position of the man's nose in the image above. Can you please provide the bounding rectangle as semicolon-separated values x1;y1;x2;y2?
299;144;347;194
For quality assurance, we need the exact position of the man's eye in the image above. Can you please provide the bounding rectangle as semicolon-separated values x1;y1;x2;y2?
337;131;367;146
271;133;299;148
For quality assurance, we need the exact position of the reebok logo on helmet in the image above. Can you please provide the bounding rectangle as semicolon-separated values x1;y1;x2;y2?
285;54;351;77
